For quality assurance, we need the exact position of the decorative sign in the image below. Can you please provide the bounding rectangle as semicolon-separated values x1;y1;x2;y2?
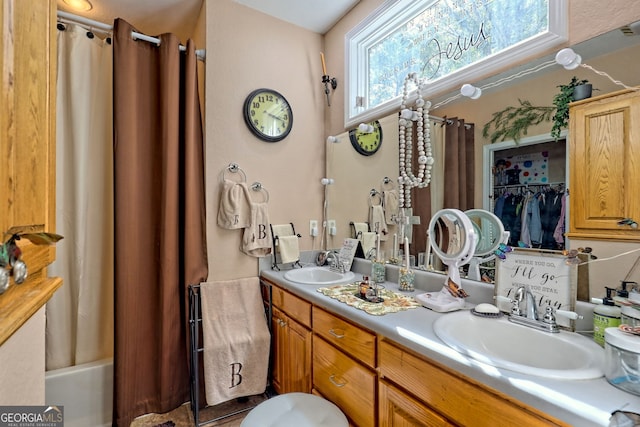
495;151;549;186
495;248;577;329
338;238;361;272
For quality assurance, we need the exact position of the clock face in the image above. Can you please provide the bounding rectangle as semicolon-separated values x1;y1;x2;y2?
349;120;383;156
243;88;293;142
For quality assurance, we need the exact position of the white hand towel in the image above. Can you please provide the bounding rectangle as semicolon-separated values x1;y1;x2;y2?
271;223;294;237
360;231;377;256
217;179;251;229
352;222;369;239
276;235;300;264
200;277;270;406
369;205;388;240
383;190;399;225
242;202;272;257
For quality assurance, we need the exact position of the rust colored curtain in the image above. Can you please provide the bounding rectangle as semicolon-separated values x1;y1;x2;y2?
112;19;208;426
413;118;474;254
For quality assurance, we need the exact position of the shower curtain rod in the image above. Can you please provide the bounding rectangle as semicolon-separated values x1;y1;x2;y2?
56;10;206;61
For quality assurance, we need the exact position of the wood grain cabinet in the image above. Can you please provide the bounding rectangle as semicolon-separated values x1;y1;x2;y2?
568;88;640;241
268;285;312;395
378;339;569;427
312;307;377;426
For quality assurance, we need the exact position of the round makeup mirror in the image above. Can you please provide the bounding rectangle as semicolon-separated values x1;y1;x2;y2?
464;209;510;282
428;208;477;288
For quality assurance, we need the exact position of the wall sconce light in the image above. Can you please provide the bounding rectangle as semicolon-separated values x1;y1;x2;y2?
555;48;582;70
320;53;338;107
326;135;338;144
63;0;93;11
460;84;482;99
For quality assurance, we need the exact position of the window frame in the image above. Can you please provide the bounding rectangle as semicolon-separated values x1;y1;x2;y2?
344;0;568;127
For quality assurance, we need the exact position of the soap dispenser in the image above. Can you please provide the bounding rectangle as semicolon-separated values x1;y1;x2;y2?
593;287;621;347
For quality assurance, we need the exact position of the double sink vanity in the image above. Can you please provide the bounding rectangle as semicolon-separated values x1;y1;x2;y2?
260;257;640;426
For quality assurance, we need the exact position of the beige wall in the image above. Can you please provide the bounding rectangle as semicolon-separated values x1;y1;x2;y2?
204;0;640;295
205;0;325;280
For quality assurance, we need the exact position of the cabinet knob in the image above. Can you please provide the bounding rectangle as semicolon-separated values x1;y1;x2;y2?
618;218;638;229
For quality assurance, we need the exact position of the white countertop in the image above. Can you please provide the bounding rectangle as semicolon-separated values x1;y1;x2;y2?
260;258;640;427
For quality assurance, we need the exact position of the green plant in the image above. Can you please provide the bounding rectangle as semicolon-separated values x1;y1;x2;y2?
482;99;555;144
550;76;590;140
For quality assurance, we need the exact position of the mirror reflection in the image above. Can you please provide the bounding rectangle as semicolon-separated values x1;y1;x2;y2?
325;28;640;303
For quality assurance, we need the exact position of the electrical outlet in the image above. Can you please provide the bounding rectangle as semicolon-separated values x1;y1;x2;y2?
309;220;318;237
327;219;337;236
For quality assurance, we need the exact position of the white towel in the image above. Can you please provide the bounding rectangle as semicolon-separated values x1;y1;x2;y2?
383;190;399;225
241;202;272;257
360;231;377;256
352;222;368;239
271;224;294;237
200;277;270;406
276;235;300;264
217;179;251;229
369;205;388;240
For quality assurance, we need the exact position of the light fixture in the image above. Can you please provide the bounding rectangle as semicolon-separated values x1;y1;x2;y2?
555;48;582;70
460;84;482;99
63;0;93;11
358;123;374;133
326;135;338;144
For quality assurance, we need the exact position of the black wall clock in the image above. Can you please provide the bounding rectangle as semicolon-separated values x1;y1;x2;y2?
349;120;383;156
243;88;293;142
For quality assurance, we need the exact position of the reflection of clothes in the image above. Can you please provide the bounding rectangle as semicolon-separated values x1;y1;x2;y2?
553;193;567;245
520;193;542;247
494;195;505;218
539;190;564;249
497;194;521;246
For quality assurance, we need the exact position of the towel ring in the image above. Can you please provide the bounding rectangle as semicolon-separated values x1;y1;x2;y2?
221;162;247;183
369;189;383;206
380;176;396;191
251;182;269;203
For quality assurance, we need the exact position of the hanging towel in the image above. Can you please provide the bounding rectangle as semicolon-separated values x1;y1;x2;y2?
217;179;251;229
352;222;368;239
271;223;294;238
242;202;272;257
383;189;399;225
200;277;270;406
276;235;300;264
359;231;377;256
369;205;388;240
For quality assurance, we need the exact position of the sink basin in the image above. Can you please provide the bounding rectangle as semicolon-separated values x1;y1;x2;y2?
433;310;604;380
283;267;355;286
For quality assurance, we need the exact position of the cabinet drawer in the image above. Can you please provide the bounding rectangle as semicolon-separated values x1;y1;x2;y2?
312;306;376;368
379;340;568;427
379;380;454;426
313;335;376;427
269;285;311;328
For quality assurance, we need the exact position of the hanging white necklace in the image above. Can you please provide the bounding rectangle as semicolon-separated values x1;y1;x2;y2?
398;73;434;208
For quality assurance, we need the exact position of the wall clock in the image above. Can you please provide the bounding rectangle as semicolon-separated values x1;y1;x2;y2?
243;88;293;142
349;120;383;156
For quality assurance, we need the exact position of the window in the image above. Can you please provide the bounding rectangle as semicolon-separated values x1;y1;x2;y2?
345;0;567;127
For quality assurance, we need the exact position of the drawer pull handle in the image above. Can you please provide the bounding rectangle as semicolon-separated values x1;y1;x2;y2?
329;328;345;339
329;374;346;388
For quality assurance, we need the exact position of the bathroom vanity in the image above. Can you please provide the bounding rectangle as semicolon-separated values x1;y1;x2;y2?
260;260;640;427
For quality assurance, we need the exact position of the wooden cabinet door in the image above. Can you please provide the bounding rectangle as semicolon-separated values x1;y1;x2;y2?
270;306;311;394
379;380;454;427
569;89;640;240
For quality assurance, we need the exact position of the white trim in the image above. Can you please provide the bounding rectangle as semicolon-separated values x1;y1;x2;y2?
345;0;568;128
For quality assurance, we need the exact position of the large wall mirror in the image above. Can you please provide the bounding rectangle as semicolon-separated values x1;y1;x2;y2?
325;27;640;302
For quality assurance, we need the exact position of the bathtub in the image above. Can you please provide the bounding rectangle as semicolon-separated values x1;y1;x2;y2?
45;358;113;427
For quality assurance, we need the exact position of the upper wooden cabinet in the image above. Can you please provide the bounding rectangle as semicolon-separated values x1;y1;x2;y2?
0;0;60;344
568;88;640;241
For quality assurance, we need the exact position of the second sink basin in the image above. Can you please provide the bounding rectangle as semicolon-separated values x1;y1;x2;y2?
284;266;355;286
433;310;604;380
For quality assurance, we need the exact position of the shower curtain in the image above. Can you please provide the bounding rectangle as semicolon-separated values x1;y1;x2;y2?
47;23;114;370
412;118;474;254
112;19;208;426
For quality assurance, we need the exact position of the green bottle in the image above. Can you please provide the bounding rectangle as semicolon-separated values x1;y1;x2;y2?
593;287;621;347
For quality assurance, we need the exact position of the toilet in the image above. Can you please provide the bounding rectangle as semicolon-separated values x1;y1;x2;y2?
240;392;348;427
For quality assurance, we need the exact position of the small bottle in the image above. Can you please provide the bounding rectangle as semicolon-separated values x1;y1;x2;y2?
593;287;621;347
359;276;370;299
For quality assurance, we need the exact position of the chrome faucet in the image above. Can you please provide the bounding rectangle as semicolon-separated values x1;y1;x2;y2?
325;251;345;273
509;286;559;333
